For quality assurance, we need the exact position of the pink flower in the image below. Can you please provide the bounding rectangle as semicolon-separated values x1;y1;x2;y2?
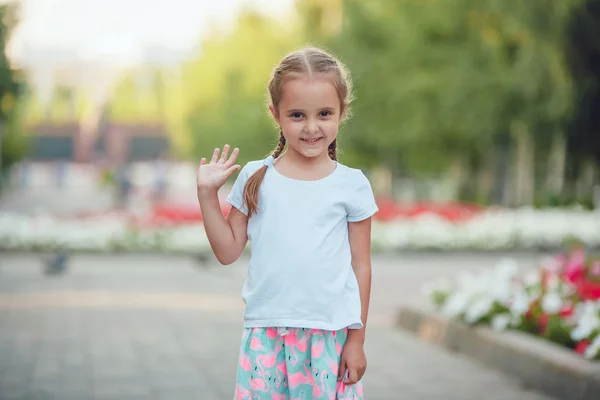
590;262;600;277
559;306;574;318
564;249;586;284
575;340;590;355
578;281;600;301
545;254;566;273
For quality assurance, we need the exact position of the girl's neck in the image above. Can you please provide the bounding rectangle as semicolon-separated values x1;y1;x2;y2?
275;150;336;181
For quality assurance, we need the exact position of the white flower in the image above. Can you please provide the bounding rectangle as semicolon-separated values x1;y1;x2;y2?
441;291;471;318
584;335;600;360
491;314;511;331
523;270;540;287
489;280;513;304
541;291;563;314
510;290;532;317
2;207;600;251
464;297;494;324
571;302;600;341
495;258;519;281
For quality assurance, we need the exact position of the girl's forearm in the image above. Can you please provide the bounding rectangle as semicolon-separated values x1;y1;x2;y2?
197;187;240;265
348;263;371;344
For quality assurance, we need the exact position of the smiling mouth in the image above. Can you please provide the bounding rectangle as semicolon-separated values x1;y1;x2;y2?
301;138;323;144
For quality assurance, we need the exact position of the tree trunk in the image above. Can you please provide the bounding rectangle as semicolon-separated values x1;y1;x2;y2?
577;161;596;201
491;135;510;206
511;121;535;207
476;157;493;205
449;158;466;202
545;132;566;197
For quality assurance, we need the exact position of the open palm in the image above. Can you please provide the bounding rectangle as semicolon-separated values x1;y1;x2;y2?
197;145;241;190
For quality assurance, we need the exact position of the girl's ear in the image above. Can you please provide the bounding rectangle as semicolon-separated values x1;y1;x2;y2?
339;103;347;121
269;104;280;125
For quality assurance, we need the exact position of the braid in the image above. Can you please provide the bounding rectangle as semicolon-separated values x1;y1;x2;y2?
328;139;337;161
243;131;287;217
272;131;286;158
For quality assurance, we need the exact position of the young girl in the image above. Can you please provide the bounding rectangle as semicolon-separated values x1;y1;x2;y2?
196;47;378;400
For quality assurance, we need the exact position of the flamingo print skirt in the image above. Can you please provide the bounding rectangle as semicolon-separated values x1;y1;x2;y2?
234;327;364;399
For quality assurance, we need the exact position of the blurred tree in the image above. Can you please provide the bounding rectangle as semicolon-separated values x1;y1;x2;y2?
0;3;29;180
110;68;165;123
181;10;303;166
564;0;600;198
327;0;579;206
296;0;343;41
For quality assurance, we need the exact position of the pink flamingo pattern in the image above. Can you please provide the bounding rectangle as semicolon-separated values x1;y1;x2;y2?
234;327;363;399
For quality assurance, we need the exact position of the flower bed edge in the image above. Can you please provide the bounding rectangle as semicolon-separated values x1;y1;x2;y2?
395;306;600;400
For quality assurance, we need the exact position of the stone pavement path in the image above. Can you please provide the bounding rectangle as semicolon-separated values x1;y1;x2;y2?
0;252;555;400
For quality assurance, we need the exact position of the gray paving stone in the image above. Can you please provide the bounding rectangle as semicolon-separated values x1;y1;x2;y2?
0;253;558;400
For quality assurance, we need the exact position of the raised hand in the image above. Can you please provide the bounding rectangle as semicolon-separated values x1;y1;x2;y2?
197;145;240;191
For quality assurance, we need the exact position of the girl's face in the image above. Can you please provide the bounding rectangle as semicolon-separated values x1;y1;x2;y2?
270;75;343;161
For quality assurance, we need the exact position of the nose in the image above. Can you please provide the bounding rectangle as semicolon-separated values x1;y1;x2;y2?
305;118;319;134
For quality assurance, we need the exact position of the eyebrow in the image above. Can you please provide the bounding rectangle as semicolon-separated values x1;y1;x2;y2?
286;107;336;113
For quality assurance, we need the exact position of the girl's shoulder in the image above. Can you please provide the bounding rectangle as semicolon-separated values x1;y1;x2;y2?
238;159;268;178
333;162;371;185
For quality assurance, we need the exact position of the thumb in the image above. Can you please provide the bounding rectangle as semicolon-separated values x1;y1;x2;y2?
337;358;346;381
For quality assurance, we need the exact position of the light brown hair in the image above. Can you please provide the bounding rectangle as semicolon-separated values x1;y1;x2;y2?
242;47;353;216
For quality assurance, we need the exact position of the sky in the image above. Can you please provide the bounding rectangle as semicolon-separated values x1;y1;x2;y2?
6;0;295;68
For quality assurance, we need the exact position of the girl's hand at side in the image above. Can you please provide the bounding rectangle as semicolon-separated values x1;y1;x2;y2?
197;145;240;192
338;339;367;385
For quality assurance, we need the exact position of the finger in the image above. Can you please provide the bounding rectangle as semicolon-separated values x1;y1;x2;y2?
200;158;206;166
224;165;241;177
224;147;240;168
219;144;230;163
210;148;220;163
337;359;346;381
357;367;366;381
343;367;359;385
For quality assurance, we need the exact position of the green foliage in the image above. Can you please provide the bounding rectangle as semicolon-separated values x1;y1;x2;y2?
110;69;166;123
324;0;580;176
182;11;304;164
1;97;31;173
0;3;28;176
101;0;600;200
564;0;600;166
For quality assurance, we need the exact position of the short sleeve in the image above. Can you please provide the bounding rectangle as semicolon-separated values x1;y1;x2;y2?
347;171;379;222
226;163;253;215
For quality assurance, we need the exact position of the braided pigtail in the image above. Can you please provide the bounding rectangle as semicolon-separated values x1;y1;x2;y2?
328;139;337;161
243;132;286;216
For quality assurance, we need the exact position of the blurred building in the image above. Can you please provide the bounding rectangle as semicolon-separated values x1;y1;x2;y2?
29;121;169;164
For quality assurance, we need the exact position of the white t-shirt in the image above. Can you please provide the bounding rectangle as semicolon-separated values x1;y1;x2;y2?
227;158;379;331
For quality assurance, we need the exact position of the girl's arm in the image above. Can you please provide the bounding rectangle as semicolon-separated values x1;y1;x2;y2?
197;188;248;265
197;145;248;265
347;217;373;342
338;217;373;384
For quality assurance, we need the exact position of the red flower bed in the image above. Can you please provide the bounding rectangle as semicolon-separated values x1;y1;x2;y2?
521;247;600;353
140;198;484;227
546;248;600;302
137;202;232;228
372;196;483;222
60;198;485;228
